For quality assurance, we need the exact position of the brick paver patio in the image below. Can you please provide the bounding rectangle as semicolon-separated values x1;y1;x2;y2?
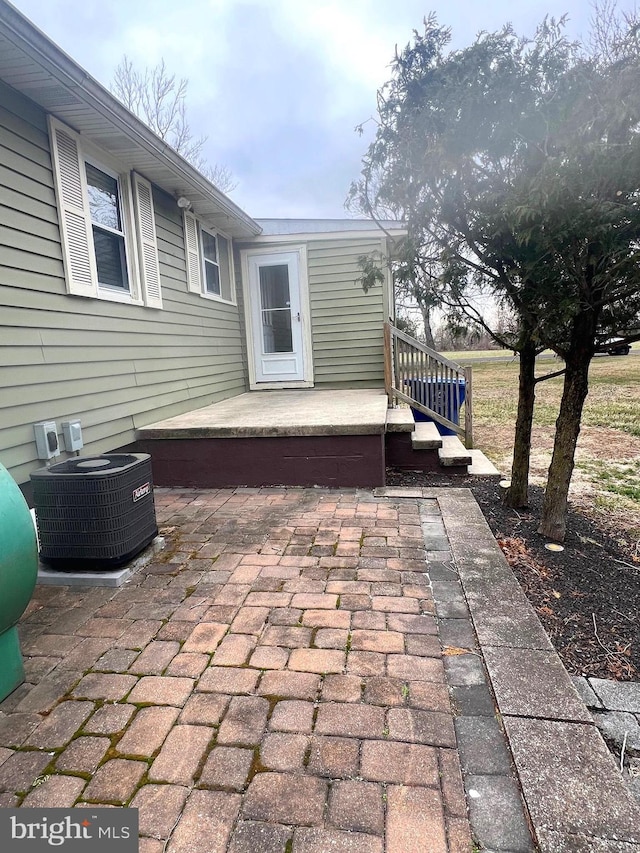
0;487;473;852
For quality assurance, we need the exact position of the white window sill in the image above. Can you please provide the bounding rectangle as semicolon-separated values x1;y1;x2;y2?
97;287;144;306
200;291;236;307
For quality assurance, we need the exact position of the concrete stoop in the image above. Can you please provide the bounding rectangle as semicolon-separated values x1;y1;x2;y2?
134;389;389;489
132;395;500;489
385;408;500;479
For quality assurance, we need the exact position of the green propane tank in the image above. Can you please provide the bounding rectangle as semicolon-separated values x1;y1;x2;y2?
0;462;38;701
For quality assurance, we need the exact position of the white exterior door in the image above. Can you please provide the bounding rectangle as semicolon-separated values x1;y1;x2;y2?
246;249;310;385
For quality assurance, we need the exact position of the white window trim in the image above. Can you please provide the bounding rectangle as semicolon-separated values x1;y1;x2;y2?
199;224;222;297
84;154;138;302
183;210;236;305
48;116;161;309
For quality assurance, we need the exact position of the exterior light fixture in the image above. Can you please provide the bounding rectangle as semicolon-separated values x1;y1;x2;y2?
176;196;192;209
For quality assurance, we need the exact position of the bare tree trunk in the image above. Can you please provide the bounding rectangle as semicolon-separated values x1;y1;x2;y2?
420;305;436;349
539;313;597;541
505;339;537;508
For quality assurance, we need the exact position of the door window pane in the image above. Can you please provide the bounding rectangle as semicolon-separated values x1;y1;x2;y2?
259;264;290;309
262;308;293;353
259;264;293;353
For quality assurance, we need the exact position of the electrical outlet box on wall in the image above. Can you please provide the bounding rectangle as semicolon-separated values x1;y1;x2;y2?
33;421;60;460
62;420;83;452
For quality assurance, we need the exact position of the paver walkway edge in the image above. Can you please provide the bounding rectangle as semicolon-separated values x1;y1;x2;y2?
434;487;640;852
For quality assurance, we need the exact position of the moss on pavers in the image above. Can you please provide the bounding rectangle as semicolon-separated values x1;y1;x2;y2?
0;750;54;795
24;700;94;749
4;486;478;848
242;772;327;825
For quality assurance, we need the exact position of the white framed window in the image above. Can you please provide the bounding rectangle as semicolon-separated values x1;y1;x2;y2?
183;211;235;304
48;116;162;308
85;160;130;293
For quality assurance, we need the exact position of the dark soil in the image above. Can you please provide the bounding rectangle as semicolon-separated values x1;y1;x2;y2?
386;469;640;681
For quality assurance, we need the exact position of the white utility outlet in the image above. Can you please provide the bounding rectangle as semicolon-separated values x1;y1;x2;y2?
33;421;60;460
62;420;83;452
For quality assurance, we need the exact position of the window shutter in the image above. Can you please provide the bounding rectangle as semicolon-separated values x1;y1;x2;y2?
47;116;97;297
132;173;162;309
183;211;202;294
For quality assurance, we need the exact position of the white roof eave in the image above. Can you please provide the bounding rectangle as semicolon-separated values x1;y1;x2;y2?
0;0;261;239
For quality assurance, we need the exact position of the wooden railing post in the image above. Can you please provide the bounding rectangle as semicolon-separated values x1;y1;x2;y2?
383;321;393;405
464;366;474;449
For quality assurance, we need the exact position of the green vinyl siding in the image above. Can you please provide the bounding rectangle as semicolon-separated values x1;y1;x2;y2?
0;80;247;486
307;237;386;388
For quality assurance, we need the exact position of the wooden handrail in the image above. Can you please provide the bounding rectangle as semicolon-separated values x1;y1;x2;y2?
384;321;474;448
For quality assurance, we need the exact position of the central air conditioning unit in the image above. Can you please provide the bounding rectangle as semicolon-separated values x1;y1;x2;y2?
30;453;157;570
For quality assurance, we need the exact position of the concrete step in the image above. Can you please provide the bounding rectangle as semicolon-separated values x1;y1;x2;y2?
411;421;443;450
467;450;502;480
467;449;501;478
385;407;415;433
438;435;472;466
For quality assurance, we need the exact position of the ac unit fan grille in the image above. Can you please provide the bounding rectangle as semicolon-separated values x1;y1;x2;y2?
39;454;142;475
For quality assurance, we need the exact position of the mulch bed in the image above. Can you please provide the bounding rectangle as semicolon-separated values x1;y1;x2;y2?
386;469;640;681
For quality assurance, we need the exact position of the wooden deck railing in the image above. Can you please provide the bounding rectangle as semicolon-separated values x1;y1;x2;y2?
384;321;473;448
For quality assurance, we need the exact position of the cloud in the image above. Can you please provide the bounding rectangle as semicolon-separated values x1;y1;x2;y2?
11;0;640;218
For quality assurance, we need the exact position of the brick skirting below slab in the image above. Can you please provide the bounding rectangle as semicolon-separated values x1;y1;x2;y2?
128;434;386;489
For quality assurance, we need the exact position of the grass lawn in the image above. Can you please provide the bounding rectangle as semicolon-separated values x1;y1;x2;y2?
466;351;640;538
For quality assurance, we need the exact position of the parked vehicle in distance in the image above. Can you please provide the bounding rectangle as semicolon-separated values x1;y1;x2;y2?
596;337;631;356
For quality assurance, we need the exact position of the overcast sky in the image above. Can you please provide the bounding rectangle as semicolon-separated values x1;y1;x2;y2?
10;0;639;219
